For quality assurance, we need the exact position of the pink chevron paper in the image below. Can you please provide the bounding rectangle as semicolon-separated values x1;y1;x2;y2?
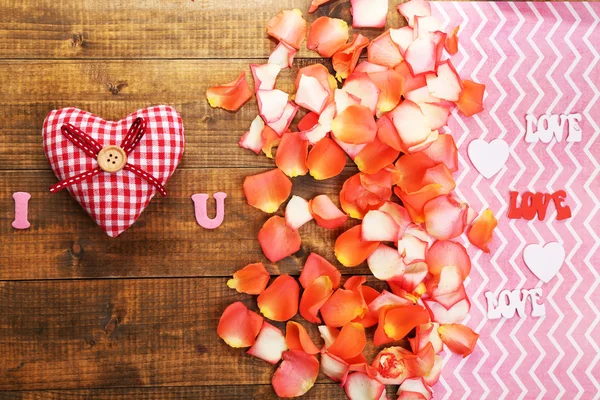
431;2;600;399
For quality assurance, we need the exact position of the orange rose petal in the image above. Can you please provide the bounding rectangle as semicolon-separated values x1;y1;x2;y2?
327;322;367;361
397;0;432;27
295;74;330;114
372;346;412;385
368;30;403;68
369;69;405;116
355;61;389;74
389;261;428;293
467;208;498;253
268;101;299;135
424;298;470;324
257;89;289;123
308;0;332;13
351;0;389;28
423;355;443;387
269;41;297;69
266;9;307;50
332;34;370;81
296;63;337;103
374;307;395;347
247;321;288;364
257;274;299;321
397;225;429;264
367;243;406;281
243;168;292;213
217;302;264;348
423;195;468;240
307;16;349;58
299;252;342;289
343;275;367;291
445;26;460;55
227;262;271;295
285;195;314;230
456;80;485;117
395;60;427;93
344;372;386;400
318;325;340;348
421;133;459;172
272;350;319;398
405;86;441;104
300;275;334;324
389;100;433;152
425;60;463;102
261;125;281;158
352;285;381;328
298;112;319;131
321;351;350;382
390;26;415;55
437;323;479;358
426;240;471;278
394;184;442;223
258;216;302;263
354;137;401;174
335;225;380;267
332;104;378;144
309;194;349;229
405;342;435;377
404;36;437;76
414;15;443;38
384;304;431;340
418;102;450;131
206;72;253;111
250;63;281;92
276;132;309;178
333;137;367;160
239;115;266;154
376;115;406;153
321;287;367;328
307;137;347;180
397;377;433;400
342;72;381;115
408;322;443;354
362;209;400;242
286;321;320;355
335;88;362;114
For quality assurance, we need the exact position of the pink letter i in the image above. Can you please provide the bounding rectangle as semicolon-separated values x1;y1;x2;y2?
12;192;31;229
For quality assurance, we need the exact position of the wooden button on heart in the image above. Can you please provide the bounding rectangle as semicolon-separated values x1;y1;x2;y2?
97;145;127;173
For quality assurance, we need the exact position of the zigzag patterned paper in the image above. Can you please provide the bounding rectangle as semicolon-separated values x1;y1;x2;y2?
432;2;600;399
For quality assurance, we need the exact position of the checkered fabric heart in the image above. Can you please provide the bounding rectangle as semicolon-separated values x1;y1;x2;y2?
43;106;184;237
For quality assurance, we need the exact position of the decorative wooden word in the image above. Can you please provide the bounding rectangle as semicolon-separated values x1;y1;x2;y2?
192;192;227;229
507;190;571;221
12;192;31;230
485;288;546;319
525;113;582;143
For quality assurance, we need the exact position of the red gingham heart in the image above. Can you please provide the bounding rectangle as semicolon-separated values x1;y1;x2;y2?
43;106;185;237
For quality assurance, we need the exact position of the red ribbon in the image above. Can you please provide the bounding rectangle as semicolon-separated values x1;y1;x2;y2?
49;117;168;197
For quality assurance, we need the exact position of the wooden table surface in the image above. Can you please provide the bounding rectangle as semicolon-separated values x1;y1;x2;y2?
0;0;536;398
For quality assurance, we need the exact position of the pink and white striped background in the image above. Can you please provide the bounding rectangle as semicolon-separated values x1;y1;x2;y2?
432;2;600;399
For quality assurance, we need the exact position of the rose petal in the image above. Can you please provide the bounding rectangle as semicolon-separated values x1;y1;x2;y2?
390;26;415;56
334;137;368;160
418;102;450;130
389;100;433;152
286;321;320;355
426;240;471;279
307;16;349;58
397;0;432;28
405;86;441;104
445;26;460;55
258;216;302;263
239;115;266;154
298;112;319;132
272;350;319;398
353;285;380;328
372;346;412;385
268;101;299;135
395;60;427;93
308;0;332;13
423;195;468;240
328;322;367;361
206;72;253;111
257;89;289;123
438;323;479;357
250;63;281;92
456;79;485;117
397;377;433;400
405;342;435;377
355;61;389;74
414;16;443;39
423;355;443;386
376;115;405;152
344;372;386;400
217;302;264;348
368;30;403;68
295;74;330;114
425;298;470;324
321;287;367;327
332;34;370;81
397;225;429;264
276;132;309;177
394;184;443;223
309;194;349;229
300;275;334;324
367;243;406;281
296;63;337;104
362;210;400;242
425;60;463;101
299;252;342;289
391;261;429;293
321;351;350;382
378;202;412;230
266;9;307;49
247;322;288;364
319;325;340;348
335;88;362;115
332;104;377;144
369;69;405;116
261;125;281;158
269;41;297;69
404;36;436;76
343;72;381;115
227;262;270;295
369;290;415;314
354;137;401;174
409;322;443;354
306;137;347;180
421;133;458;172
243;168;292;213
467;208;497;253
340;172;392;219
384;304;430;340
257;274;300;321
335;225;380;267
351;0;389;28
285;195;314;230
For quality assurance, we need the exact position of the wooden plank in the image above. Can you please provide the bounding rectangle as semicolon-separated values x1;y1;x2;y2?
0;0;403;60
0;168;371;280
0;278;391;391
0;384;353;400
0;59;357;170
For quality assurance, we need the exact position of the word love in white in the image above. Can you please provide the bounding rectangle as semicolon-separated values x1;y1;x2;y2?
525;113;582;143
485;288;546;320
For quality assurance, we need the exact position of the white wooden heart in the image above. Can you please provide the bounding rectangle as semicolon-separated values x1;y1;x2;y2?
468;138;510;179
523;242;565;283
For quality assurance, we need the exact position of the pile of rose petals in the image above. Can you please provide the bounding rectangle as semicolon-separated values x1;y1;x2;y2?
209;0;495;398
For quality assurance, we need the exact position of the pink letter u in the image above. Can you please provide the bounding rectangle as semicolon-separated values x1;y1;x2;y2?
191;192;227;229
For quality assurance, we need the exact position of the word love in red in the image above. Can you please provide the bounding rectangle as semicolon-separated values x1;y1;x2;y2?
507;190;572;221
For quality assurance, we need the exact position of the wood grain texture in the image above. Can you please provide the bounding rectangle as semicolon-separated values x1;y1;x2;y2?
0;0;403;60
0;278;390;392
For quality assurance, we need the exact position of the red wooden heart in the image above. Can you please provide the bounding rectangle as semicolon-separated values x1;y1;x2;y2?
43;106;185;237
